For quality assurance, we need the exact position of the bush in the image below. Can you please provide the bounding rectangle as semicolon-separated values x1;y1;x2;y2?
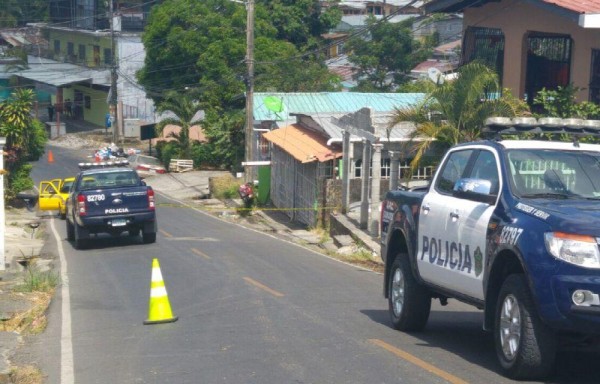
25;120;48;161
7;163;34;201
190;141;222;169
155;141;180;168
210;174;241;199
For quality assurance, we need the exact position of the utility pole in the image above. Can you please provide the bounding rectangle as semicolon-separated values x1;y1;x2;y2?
244;0;255;182
110;0;119;144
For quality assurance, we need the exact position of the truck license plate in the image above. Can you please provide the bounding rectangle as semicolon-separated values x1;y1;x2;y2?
112;219;126;227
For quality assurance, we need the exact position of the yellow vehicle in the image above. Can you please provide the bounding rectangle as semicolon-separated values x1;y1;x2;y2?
38;177;75;219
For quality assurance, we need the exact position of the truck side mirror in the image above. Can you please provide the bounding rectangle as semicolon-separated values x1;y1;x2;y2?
452;178;497;204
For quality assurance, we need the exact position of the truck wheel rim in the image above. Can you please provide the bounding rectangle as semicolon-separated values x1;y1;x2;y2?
391;268;405;316
499;294;521;360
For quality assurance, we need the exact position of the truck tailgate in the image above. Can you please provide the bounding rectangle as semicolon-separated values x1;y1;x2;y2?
80;187;151;216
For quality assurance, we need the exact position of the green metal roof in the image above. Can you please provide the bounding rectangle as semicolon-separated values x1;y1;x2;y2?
254;92;426;121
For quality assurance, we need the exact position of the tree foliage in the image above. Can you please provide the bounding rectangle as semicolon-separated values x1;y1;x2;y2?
346;17;431;91
0;0;48;27
533;84;600;119
138;0;341;106
0;88;48;199
155;91;204;159
389;62;529;170
138;0;341;169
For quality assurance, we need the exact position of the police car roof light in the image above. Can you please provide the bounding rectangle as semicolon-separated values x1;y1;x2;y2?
78;159;130;170
483;117;600;139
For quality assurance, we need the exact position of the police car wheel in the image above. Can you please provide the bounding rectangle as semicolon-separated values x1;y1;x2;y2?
388;255;431;331
74;223;87;250
66;219;74;241
143;231;156;244
494;274;556;379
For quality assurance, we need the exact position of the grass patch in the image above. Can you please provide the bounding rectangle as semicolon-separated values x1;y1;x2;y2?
14;265;59;293
4;291;53;334
6;264;59;334
210;174;240;199
308;226;330;245
10;365;43;384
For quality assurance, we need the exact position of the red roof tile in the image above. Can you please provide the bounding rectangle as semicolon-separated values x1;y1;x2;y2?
262;125;342;163
543;0;600;13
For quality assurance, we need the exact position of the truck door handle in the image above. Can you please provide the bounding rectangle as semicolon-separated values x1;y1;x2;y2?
450;211;459;219
422;204;430;213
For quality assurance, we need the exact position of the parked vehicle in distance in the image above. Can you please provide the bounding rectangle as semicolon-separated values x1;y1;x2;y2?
38;177;75;219
380;120;600;380
127;154;167;177
65;161;157;249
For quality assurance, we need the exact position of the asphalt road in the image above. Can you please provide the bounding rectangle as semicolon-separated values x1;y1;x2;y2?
16;143;600;384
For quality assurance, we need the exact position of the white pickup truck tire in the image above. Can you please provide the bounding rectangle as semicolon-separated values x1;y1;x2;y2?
388;254;431;331
494;274;557;379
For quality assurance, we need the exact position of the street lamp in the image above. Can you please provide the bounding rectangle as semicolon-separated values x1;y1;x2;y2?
0;137;6;271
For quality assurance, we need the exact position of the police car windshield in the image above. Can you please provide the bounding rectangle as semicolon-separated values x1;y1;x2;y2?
507;149;600;199
79;171;138;190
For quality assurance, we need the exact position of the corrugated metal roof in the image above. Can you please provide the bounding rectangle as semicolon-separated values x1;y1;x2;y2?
291;112;417;142
254;92;426;122
262;124;343;163
13;56;110;87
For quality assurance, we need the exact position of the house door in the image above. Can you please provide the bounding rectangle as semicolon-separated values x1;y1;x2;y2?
525;33;572;110
590;50;600;104
73;90;84;120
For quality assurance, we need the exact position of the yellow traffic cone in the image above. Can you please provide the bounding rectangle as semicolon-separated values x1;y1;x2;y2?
144;258;178;325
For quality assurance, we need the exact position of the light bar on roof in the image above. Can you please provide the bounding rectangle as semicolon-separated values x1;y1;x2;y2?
483;117;600;137
78;159;129;170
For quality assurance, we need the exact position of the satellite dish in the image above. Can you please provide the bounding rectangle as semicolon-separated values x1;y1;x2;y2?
264;96;284;113
427;67;444;84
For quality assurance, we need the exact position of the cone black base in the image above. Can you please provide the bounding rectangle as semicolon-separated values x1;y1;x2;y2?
144;316;178;325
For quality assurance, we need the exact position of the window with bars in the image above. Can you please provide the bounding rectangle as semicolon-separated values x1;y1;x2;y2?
381;158;391;178
463;26;505;82
355;159;362;178
525;33;572;108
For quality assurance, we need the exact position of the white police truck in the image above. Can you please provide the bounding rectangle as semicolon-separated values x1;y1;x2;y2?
380;117;600;379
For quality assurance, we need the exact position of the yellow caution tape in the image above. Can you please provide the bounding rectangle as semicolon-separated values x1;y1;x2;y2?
155;202;342;212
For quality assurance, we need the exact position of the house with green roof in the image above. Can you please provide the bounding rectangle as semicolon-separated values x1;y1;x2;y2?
253;92;432;228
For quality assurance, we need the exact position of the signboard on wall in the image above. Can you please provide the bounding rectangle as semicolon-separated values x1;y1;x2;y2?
140;123;157;141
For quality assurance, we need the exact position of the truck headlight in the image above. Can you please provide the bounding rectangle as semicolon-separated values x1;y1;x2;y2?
544;232;600;269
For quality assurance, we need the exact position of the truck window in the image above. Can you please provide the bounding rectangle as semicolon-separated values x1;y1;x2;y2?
436;149;474;194
469;150;499;194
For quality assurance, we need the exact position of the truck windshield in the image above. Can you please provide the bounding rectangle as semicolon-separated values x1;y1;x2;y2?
79;171;139;190
507;149;600;199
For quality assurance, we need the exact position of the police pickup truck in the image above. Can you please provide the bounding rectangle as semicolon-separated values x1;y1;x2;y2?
380;118;600;380
66;161;157;249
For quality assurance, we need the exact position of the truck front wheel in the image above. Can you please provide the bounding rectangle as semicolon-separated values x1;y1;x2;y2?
495;274;556;380
388;255;431;331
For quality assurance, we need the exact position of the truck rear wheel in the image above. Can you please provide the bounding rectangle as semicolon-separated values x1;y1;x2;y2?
142;231;156;244
388;255;431;331
74;222;87;250
495;274;556;379
66;219;74;241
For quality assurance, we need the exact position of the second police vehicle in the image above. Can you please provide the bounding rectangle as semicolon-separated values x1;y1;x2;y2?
380;117;600;380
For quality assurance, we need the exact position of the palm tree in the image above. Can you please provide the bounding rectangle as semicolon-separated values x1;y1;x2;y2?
155;91;203;159
389;62;528;170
